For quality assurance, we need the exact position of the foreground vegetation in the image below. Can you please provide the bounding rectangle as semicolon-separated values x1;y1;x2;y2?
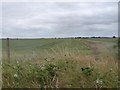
2;38;118;88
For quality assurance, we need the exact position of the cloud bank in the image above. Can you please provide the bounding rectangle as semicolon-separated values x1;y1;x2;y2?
2;2;118;38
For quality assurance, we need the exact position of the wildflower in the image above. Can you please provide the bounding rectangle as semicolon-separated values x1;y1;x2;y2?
14;74;18;78
110;68;113;71
41;66;46;70
13;66;16;69
96;78;103;84
13;81;15;84
16;61;19;64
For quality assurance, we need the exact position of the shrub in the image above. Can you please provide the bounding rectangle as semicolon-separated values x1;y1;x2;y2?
81;67;93;76
29;63;58;88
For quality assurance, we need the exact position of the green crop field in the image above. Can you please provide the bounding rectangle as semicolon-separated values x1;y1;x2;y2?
2;38;118;88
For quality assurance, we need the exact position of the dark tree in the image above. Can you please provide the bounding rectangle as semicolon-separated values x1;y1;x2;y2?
113;36;116;38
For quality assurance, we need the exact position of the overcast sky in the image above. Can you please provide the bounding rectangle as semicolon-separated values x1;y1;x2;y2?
2;2;118;38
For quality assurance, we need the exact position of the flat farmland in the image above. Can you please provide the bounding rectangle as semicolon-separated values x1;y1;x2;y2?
2;38;118;88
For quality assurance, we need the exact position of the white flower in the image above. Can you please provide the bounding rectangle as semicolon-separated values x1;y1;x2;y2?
96;78;103;84
13;66;16;69
110;68;113;71
96;79;99;84
16;61;19;64
14;74;18;78
41;66;46;70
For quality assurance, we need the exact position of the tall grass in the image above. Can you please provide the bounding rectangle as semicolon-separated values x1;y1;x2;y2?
2;38;118;88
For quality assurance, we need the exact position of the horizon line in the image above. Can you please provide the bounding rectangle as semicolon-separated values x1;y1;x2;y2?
0;36;118;39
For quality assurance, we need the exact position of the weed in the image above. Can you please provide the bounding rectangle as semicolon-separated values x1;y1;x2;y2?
81;67;93;76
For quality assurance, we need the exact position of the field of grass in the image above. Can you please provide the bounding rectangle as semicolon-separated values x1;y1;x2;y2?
2;38;118;88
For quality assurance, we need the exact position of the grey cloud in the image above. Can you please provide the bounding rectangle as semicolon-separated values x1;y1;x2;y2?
2;2;118;38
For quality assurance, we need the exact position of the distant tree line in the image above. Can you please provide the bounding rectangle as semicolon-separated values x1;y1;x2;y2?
2;36;117;40
74;36;116;39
